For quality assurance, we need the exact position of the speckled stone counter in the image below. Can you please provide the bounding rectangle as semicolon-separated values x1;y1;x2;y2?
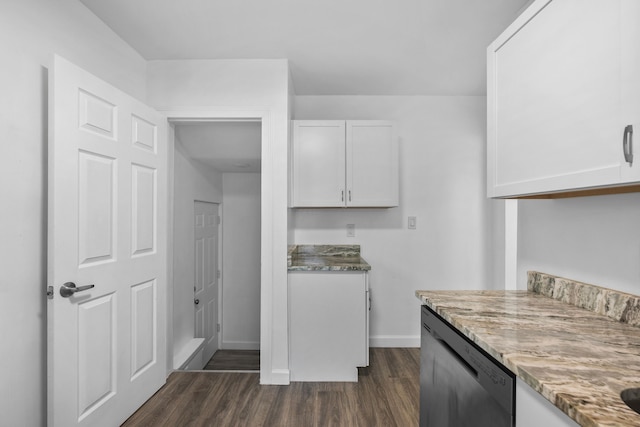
287;244;371;271
415;271;640;427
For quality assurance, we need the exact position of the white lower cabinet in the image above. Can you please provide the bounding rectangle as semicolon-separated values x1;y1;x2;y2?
516;378;579;427
288;271;369;382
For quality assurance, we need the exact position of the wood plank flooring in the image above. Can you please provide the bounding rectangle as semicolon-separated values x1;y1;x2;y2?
122;348;420;427
205;350;260;371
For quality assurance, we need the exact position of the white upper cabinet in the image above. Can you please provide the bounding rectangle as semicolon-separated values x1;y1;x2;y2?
291;120;398;207
292;120;346;207
487;0;640;198
621;0;640;183
346;121;399;207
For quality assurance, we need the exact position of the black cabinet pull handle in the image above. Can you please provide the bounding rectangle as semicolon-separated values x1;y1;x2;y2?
624;125;633;165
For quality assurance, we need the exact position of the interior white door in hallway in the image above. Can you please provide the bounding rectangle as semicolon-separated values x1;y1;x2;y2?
194;201;220;364
47;56;168;427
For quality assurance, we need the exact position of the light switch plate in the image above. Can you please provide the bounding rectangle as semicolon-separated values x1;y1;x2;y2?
408;216;417;229
347;223;355;237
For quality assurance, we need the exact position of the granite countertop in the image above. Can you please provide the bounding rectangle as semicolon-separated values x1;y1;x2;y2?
415;271;640;427
287;244;371;272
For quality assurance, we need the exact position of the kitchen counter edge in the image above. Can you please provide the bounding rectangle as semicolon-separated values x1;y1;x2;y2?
415;271;640;427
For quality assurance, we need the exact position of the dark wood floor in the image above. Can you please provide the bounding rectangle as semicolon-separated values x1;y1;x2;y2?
205;350;260;371
122;347;420;427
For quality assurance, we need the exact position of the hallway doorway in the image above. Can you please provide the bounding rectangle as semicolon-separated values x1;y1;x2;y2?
171;118;262;371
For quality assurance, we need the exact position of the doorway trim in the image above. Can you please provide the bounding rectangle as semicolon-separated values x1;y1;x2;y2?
163;107;282;384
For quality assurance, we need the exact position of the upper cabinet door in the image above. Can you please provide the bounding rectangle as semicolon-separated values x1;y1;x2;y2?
346;121;398;207
488;0;625;198
621;0;640;182
292;120;346;207
290;120;399;208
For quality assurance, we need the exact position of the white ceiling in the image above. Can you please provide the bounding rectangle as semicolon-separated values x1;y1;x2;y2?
79;0;528;96
81;0;528;170
174;121;262;173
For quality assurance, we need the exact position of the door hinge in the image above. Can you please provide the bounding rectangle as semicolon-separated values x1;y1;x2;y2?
217;216;221;225
217;270;221;279
217;323;221;332
47;286;54;299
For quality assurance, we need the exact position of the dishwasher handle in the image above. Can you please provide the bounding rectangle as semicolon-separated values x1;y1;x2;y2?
424;319;479;379
433;332;479;379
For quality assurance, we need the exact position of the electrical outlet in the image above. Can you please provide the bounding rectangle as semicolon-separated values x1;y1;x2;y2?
347;223;355;237
408;216;417;230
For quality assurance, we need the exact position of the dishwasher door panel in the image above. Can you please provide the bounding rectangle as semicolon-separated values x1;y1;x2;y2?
421;331;512;427
420;306;514;427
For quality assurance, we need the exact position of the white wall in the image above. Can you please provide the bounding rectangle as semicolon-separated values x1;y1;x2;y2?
288;71;296;246
147;59;292;384
517;194;640;293
222;173;261;349
0;1;147;425
293;96;501;346
172;141;223;355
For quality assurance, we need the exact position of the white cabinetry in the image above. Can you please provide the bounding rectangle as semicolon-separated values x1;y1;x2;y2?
347;121;399;207
288;271;369;382
516;379;579;427
487;0;640;198
291;120;398;207
292;121;346;207
621;0;640;183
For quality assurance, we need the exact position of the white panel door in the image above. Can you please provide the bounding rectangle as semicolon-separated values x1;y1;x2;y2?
194;201;220;366
47;55;167;427
292;120;346;207
346;121;398;207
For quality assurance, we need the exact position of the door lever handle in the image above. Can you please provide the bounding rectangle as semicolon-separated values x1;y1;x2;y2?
60;282;95;298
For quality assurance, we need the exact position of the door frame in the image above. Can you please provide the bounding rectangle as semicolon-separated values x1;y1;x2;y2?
163;109;276;382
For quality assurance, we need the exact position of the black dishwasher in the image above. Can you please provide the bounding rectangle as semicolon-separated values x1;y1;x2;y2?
420;305;515;427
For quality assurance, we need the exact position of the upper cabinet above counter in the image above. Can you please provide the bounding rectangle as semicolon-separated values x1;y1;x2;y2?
290;120;399;208
487;0;640;198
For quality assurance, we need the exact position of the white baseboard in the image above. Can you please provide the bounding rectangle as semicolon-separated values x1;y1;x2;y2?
267;369;290;385
369;335;420;348
221;340;260;350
